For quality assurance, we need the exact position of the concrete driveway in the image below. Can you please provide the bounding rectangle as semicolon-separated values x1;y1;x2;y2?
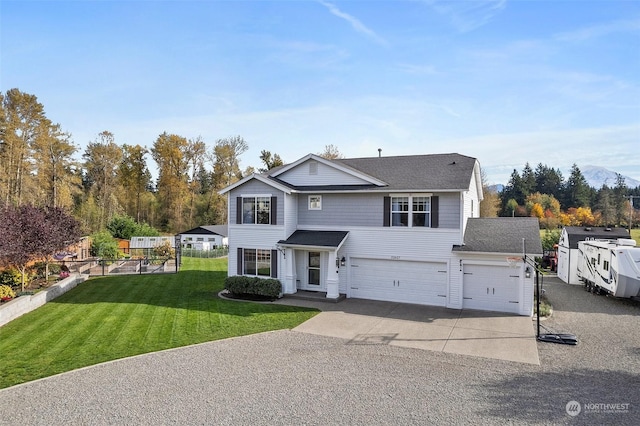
275;296;540;365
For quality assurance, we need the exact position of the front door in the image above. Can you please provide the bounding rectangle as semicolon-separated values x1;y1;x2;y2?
307;251;321;289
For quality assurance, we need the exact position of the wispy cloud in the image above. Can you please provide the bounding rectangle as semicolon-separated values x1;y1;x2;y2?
424;0;507;33
318;0;389;46
555;18;640;42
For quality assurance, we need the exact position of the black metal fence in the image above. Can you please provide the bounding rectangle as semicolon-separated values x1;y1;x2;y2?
54;257;178;277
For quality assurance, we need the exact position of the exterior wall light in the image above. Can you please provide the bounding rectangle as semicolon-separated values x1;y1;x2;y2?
525;266;532;279
340;256;346;267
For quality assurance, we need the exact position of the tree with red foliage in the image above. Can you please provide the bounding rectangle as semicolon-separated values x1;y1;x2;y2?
0;205;81;291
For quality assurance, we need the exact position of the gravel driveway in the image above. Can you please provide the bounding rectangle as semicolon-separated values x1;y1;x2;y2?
1;276;638;425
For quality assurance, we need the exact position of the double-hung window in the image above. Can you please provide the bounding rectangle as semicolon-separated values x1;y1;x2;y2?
391;197;409;226
242;196;271;224
412;197;430;227
390;195;431;227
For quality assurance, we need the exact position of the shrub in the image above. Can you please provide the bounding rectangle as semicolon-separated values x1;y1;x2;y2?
224;276;282;299
0;284;16;300
0;268;22;288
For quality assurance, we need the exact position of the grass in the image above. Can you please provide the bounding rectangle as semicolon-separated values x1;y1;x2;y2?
0;257;318;389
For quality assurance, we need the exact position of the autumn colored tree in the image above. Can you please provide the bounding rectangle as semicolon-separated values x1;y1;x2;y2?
31;122;80;208
0;89;53;207
82;131;124;231
479;168;499;217
0;205;81;291
318;144;344;159
118;144;153;223
151;132;189;231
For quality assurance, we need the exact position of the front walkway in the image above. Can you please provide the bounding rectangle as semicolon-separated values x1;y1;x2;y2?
275;296;540;365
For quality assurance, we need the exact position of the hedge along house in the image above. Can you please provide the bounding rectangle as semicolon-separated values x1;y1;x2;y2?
179;225;228;250
557;226;630;285
219;153;542;316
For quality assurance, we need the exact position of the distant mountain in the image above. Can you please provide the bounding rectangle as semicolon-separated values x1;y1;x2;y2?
581;165;640;189
487;184;504;193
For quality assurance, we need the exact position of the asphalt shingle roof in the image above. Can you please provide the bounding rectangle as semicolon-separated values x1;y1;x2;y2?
334;153;477;191
277;230;349;248
453;217;543;255
180;225;228;237
562;226;630;249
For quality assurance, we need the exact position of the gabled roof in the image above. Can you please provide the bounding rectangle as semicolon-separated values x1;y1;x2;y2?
453;218;543;255
180;225;228;237
335;153;478;191
277;230;349;250
270;154;387;187
218;173;293;195
219;152;480;195
562;226;630;249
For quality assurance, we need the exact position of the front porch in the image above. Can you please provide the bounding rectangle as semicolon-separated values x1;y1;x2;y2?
277;230;350;301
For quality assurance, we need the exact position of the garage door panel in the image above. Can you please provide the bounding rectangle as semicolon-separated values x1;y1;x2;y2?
350;258;447;306
463;264;521;314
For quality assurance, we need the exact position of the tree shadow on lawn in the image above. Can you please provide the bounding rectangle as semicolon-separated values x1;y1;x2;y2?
476;368;637;425
49;269;319;316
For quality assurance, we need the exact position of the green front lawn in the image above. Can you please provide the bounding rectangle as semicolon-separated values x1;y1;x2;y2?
0;257;318;389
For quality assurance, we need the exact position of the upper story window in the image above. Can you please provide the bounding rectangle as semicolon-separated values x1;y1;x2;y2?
242;196;271;224
309;195;322;210
391;195;431;227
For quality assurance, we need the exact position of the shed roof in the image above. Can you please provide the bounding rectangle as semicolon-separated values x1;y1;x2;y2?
180;225;228;237
453;218;543;255
562;226;630;249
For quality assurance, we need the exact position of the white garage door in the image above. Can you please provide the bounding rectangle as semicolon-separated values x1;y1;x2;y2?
463;264;521;314
349;258;448;306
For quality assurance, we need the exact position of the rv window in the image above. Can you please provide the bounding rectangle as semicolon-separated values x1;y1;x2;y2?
597;253;601;265
603;260;609;271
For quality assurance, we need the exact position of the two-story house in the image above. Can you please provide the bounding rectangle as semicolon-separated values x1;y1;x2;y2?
219;153;542;316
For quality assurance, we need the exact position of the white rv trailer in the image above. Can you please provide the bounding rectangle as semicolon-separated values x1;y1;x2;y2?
577;239;640;298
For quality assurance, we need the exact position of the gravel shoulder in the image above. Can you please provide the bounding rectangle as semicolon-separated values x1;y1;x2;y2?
1;276;638;425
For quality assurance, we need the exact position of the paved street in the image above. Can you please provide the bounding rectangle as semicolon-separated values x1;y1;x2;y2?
1;276;638;425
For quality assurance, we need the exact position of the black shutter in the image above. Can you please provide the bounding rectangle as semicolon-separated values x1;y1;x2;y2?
431;196;439;228
237;248;243;275
383;196;390;227
271;249;278;278
271;196;277;225
236;197;242;224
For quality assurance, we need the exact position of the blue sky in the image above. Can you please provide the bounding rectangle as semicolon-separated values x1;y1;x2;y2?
2;0;639;185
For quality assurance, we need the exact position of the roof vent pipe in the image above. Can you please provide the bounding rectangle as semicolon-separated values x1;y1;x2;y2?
378;148;382;158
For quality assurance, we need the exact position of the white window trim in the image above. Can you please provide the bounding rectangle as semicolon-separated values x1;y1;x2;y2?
241;195;272;225
308;195;322;210
390;193;432;228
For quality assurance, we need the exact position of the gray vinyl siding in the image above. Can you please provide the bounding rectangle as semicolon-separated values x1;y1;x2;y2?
298;192;461;229
298;193;382;227
228;180;285;225
437;193;461;229
279;159;370;186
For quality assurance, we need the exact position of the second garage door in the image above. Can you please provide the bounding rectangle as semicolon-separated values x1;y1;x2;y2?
462;264;521;314
349;258;448;306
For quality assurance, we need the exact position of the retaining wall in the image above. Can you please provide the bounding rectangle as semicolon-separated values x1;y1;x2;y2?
0;274;89;327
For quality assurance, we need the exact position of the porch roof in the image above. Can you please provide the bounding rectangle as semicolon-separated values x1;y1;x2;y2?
277;230;349;250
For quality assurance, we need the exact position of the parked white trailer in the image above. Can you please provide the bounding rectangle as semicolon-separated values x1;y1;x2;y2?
577;239;640;298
